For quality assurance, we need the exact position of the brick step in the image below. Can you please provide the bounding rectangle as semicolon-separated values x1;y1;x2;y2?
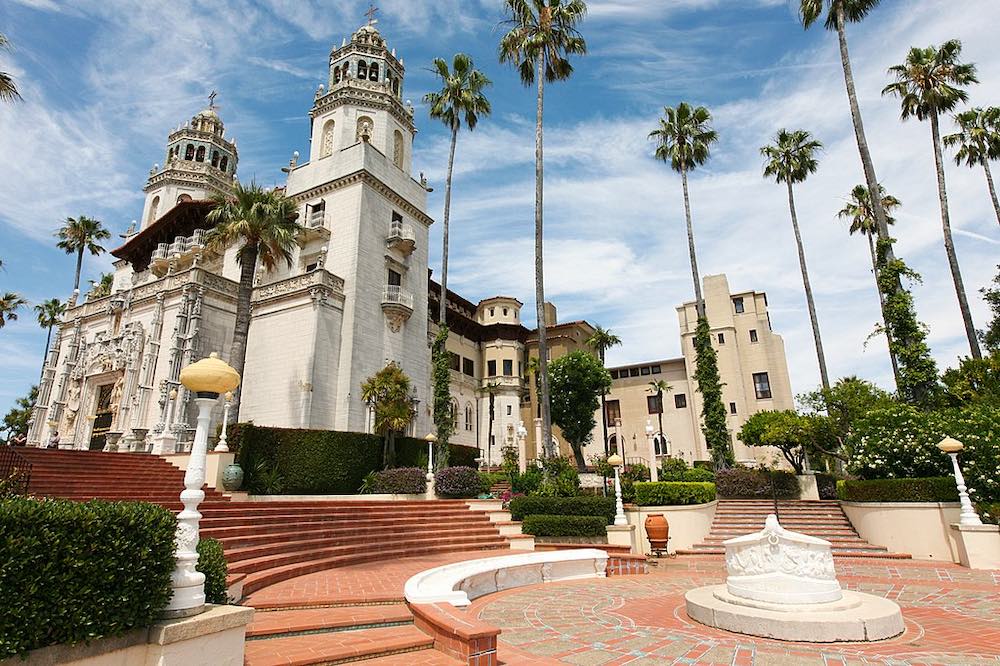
201;507;485;521
203;515;492;539
231;623;435;666
203;501;478;513
677;547;912;559
361;651;463;666
32;492;227;503
246;604;414;640
213;522;500;549
199;511;487;529
712;516;852;523
715;509;847;516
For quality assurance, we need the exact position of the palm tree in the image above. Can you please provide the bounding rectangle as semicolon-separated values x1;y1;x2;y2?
361;362;415;468
585;326;621;460
55;216;111;295
87;272;114;299
205;181;302;404
883;40;981;359
424;54;492;325
483;381;501;468
649;103;718;315
0;292;27;329
34;298;65;379
761;129;830;389
499;0;587;459
943;107;1000;227
647;379;671;453
0;33;22;103
838;184;902;387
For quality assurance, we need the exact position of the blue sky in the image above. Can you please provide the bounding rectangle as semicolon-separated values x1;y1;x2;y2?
1;0;999;415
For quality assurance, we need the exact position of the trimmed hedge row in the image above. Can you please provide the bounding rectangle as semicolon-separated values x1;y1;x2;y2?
0;497;177;658
435;466;483;498
522;514;608;537
633;482;716;506
231;423;479;494
715;467;800;499
509;496;615;524
197;537;228;605
374;467;427;494
836;477;958;503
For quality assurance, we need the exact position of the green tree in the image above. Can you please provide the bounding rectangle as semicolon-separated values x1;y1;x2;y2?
0;292;27;330
883;39;981;359
87;272;114;299
693;318;734;470
738;410;831;474
499;0;587;458
647;379;671;449
430;326;455;468
838;184;902;386
424;53;492;326
585;325;620;457
1;385;37;442
548;350;611;470
942;355;1000;408
798;376;894;462
981;266;1000;354
55;215;110;295
944;107;1000;227
360;362;415;468
0;33;21;103
761;129;829;389
205;181;301;405
34;298;65;380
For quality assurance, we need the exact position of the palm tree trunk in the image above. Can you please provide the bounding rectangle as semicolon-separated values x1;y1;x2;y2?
681;165;704;318
868;234;901;388
38;324;53;383
786;181;830;389
533;57;554;459
439;125;460;324
599;349;609;496
983;160;1000;227
656;395;665;455
73;248;84;294
930;112;981;359
230;245;259;412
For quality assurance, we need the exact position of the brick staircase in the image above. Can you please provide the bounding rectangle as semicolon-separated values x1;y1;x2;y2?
677;499;911;559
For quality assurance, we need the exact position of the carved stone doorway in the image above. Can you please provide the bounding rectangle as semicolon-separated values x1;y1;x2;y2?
89;384;114;450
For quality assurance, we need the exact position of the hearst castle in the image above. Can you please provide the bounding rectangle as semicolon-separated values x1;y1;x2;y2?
28;23;793;467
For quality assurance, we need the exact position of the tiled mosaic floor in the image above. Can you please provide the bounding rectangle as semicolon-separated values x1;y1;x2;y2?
472;556;1000;665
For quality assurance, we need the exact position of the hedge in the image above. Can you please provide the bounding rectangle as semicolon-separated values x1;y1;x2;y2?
374;467;427;494
231;423;479;494
434;466;483;498
197;537;228;605
633;482;716;506
815;473;838;500
522;514;608;537
0;497;177;658
715;467;800;499
836;477;958;503
509;496;615;524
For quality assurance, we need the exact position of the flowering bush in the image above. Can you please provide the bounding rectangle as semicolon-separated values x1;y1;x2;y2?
499;490;524;510
373;467;427;494
434;466;483;498
847;404;1000;504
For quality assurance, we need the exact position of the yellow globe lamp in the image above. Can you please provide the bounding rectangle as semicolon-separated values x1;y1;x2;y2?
424;432;438;444
179;352;240;397
937;436;963;454
607;453;624;468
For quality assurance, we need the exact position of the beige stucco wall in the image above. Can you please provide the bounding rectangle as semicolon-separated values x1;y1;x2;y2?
163;451;235;490
625;501;717;555
841;502;962;562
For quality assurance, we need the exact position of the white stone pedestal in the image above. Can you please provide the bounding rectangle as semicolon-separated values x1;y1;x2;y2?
606;524;636;553
950;522;1000;570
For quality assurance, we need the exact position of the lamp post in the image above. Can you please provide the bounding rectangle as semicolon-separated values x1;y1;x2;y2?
608;453;627;526
214;391;233;452
165;352;240;618
425;432;437;499
937;436;982;526
516;421;528;474
645;420;658;482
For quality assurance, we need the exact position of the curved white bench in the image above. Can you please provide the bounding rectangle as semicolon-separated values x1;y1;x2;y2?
404;549;608;607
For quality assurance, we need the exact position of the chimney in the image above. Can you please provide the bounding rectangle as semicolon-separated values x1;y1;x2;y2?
543;302;557;327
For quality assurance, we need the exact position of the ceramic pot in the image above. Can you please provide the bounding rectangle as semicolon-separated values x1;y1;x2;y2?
222;463;244;492
645;513;669;550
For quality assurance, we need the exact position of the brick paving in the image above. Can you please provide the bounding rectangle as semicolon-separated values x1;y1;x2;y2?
472;555;1000;665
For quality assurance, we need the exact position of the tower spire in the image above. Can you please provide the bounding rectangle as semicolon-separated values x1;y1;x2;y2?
365;3;379;26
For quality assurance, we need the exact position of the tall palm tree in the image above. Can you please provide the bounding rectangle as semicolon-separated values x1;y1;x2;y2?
0;292;27;329
499;0;587;459
649;103;718;316
55;216;111;295
0;33;22;103
943;107;1000;227
647;379;671;452
205;181;302;405
838;184;902;387
34;298;65;380
761;129;830;389
361;362;415;468
883;40;981;359
483;381;501;467
585;326;621;459
424;54;492;325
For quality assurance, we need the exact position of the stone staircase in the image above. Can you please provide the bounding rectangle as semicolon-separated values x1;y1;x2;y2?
677;499;911;559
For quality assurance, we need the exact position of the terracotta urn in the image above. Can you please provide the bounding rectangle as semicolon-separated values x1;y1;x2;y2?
645;513;669;551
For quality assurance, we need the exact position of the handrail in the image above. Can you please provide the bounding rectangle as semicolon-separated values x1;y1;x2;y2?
1;445;32;495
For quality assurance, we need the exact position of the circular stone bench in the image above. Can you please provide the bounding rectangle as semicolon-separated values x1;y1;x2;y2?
404;549;609;608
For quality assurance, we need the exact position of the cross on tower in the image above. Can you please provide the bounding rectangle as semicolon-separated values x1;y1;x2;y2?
365;3;379;26
208;90;217;108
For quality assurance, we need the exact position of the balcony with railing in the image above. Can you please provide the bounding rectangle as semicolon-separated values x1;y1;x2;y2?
150;230;210;277
381;284;414;332
386;222;416;255
298;208;330;242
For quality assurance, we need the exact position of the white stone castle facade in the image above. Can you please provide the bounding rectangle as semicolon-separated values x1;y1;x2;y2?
29;23;794;468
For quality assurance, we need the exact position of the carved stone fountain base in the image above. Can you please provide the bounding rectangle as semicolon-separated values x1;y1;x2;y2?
685;585;904;642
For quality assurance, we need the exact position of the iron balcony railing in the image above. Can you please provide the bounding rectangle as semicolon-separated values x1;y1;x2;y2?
308;210;326;228
1;445;32;496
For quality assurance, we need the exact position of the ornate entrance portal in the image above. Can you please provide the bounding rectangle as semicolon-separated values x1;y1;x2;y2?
89;384;114;450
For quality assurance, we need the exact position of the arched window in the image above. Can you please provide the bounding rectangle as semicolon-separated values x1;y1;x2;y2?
147;196;160;225
392;78;400;96
219;156;229;172
368;62;379;81
195;146;205;162
176;194;193;204
607;434;619;455
320;119;336;158
450;399;459;428
333;66;341;83
465;404;474;432
653;434;668;456
393;130;404;169
357;60;367;80
356;116;373;143
184;144;195;160
211;150;220;167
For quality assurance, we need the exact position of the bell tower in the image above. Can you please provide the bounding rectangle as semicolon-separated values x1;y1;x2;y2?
139;97;238;230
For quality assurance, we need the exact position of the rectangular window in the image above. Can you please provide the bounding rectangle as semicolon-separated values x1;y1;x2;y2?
674;393;687;409
503;359;513;376
463;358;474;376
629;367;640;377
391;210;403;224
640;366;651;376
717;333;725;344
506;405;512;416
647;394;663;415
749;329;759;343
606;400;621;423
610;369;619;379
305;262;318;272
387;269;401;286
753;372;772;399
733;297;745;314
449;352;460;371
487;360;497;377
729;402;737;415
651;365;661;374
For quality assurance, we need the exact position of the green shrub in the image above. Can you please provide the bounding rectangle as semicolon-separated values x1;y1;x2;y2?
480;472;511;492
836;477;958;503
510;466;543;495
633;482;716;506
373;467;427;494
979;502;1000;525
0;497;177;658
715;467;800;499
522;514;607;537
508;496;615;524
197;537;228;605
659;457;689;479
534;457;581;497
435;466;482;498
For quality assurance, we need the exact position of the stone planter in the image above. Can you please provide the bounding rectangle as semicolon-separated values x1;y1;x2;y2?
221;463;244;492
645;513;669;551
